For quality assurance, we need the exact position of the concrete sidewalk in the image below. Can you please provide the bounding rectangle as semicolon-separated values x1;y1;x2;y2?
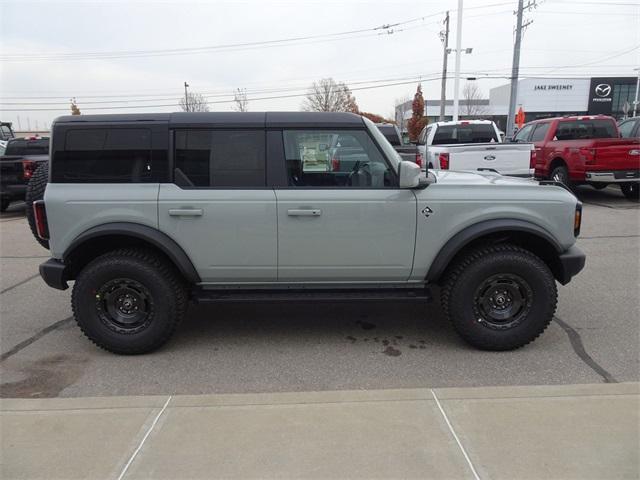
1;383;638;480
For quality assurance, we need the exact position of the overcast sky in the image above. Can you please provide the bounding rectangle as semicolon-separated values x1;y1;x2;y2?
1;0;638;129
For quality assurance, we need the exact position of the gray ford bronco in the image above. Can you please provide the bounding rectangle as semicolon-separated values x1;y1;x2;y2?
31;112;585;354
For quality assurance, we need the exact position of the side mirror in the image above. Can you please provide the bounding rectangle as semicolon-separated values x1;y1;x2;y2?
398;160;424;188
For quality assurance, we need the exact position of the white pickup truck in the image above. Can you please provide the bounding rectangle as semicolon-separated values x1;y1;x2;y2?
418;120;534;177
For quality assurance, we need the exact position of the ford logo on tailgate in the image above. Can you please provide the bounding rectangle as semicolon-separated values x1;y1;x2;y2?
484;155;496;161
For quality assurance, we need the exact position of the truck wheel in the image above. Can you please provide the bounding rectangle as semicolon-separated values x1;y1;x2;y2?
1;198;10;212
71;249;187;354
25;162;50;249
441;244;557;351
620;183;639;201
590;183;607;190
549;165;570;188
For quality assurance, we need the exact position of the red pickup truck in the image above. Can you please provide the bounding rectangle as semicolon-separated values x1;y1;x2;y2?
513;115;640;200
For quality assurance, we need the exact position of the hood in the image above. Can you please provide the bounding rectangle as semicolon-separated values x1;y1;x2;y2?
432;170;540;188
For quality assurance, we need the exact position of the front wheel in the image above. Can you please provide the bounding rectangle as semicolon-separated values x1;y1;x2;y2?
441;244;557;351
549;165;571;188
72;249;187;354
620;183;639;201
0;198;10;212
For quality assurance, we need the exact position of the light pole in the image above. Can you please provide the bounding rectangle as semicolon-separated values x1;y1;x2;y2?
184;82;190;112
452;0;464;122
633;68;639;118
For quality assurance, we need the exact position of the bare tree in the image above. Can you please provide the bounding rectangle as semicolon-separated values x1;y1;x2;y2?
233;88;249;112
302;78;358;113
179;91;210;112
461;83;488;117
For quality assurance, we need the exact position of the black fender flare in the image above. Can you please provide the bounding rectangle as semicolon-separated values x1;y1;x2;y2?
63;222;200;284
425;218;563;283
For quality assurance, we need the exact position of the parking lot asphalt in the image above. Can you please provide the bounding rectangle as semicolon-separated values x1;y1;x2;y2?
0;186;638;398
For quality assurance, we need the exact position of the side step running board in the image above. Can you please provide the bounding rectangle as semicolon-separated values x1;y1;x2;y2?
192;288;432;304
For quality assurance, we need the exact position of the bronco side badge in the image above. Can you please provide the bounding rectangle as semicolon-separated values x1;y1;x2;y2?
421;206;433;218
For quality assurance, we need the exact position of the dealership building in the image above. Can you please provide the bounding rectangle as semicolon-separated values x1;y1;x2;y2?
396;76;638;134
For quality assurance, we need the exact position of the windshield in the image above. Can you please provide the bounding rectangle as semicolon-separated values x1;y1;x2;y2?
433;123;499;145
363;117;400;170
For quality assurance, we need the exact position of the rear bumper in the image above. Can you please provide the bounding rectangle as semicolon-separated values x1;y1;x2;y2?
557;246;586;285
39;258;69;290
585;170;640;183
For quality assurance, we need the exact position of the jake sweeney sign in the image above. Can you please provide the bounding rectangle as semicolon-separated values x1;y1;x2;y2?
534;84;574;91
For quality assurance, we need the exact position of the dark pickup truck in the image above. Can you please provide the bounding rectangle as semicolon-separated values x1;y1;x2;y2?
375;123;423;167
1;137;49;211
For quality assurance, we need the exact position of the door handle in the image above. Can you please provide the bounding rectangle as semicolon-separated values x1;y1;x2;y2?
169;208;203;217
287;209;322;217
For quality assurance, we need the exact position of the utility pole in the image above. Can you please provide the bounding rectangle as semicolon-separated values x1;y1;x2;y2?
184;82;190;112
506;0;535;137
439;11;450;122
633;67;639;118
452;0;463;122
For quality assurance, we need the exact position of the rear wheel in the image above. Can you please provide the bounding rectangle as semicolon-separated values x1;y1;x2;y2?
25;162;49;249
72;248;187;354
620;183;639;201
441;244;557;351
589;183;607;190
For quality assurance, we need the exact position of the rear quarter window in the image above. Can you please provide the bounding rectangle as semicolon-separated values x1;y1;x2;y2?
52;127;167;183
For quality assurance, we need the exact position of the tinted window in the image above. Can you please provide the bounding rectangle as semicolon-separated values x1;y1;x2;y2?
530;123;550;142
174;130;265;187
283;130;393;188
513;124;534;142
5;139;49;155
1;126;13;139
432;124;498;145
618;120;638;138
376;125;401;146
52;128;165;183
554;120;617;140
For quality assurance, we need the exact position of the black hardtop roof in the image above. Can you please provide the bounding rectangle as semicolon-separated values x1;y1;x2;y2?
53;111;365;128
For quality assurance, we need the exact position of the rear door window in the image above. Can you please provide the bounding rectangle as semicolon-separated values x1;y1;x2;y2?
432;124;499;145
174;130;265;187
554;120;617;140
52;128;160;183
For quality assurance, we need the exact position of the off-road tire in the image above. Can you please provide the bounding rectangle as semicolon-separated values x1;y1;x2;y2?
549;165;571;189
25;162;49;249
441;244;557;351
0;198;10;212
71;248;187;355
620;183;639;201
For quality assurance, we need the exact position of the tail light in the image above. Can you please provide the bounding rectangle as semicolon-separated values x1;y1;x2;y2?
33;200;49;240
415;152;424;168
331;155;340;172
22;160;37;180
439;152;450;170
529;149;537;168
579;147;597;165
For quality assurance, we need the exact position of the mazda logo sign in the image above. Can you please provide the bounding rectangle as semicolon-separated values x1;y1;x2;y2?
595;84;612;97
